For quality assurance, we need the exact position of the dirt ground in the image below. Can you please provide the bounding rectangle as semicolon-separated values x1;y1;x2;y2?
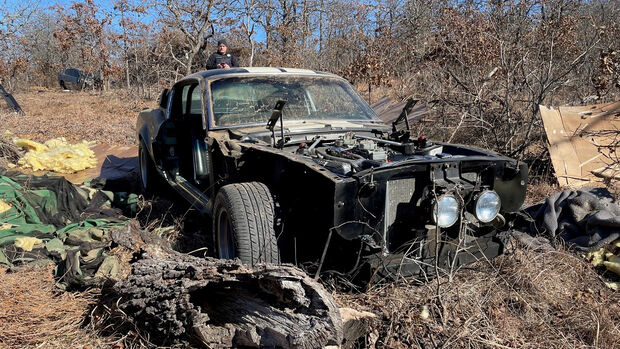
0;90;618;348
0;89;147;145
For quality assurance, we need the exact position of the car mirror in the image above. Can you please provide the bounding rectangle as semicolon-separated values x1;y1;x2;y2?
159;88;170;109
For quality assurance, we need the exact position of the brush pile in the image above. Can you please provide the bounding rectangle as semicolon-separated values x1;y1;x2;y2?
0;132;22;168
337;247;620;348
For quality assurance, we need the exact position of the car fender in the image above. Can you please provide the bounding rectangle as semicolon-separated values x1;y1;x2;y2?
137;108;167;166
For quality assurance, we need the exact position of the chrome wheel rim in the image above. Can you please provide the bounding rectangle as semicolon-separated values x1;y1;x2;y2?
217;210;235;259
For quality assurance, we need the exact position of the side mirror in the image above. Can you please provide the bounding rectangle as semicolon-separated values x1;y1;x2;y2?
158;88;170;109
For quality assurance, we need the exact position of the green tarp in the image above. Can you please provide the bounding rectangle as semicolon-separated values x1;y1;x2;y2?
0;172;137;289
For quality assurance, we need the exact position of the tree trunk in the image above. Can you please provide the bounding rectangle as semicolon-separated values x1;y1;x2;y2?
114;253;343;348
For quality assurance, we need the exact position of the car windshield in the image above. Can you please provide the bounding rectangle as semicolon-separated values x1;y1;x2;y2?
209;75;378;126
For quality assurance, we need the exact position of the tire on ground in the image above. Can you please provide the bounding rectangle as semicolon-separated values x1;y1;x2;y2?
213;182;280;265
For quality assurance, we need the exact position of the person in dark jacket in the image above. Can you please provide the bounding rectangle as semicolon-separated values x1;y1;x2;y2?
206;40;239;69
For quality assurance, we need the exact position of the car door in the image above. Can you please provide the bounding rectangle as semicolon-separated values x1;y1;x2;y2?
156;79;210;187
152;81;190;179
185;82;211;186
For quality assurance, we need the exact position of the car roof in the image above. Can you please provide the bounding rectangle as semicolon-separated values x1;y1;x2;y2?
183;67;341;82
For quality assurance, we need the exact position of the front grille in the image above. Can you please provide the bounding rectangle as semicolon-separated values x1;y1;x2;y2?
461;172;478;182
384;178;416;233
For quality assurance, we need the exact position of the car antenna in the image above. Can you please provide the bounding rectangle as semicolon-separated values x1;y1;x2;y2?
266;100;287;148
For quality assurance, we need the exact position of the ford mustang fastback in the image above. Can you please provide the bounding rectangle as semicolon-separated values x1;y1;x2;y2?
136;67;528;281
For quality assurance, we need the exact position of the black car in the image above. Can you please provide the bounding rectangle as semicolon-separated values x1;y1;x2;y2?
136;68;528;281
58;68;100;90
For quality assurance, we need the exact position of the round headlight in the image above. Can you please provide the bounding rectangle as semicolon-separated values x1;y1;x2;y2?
433;195;460;228
475;190;501;223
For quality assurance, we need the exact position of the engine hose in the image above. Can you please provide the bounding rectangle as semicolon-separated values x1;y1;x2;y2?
316;148;360;166
316;148;383;170
327;147;365;160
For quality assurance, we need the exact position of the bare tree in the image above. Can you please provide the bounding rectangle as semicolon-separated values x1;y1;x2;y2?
53;0;113;89
230;0;257;67
158;0;229;74
0;0;38;89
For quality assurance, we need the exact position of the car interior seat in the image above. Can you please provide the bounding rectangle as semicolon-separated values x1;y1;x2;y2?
188;98;210;184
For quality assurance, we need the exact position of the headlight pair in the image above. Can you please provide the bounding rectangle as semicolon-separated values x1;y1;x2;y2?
433;190;501;228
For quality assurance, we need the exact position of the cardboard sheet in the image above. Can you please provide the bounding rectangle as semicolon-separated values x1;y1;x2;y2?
540;101;620;188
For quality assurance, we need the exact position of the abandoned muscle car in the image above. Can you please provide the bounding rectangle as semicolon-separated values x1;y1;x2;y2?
136;68;528;281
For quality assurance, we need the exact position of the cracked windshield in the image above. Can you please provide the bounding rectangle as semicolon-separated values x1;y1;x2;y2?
210;76;377;126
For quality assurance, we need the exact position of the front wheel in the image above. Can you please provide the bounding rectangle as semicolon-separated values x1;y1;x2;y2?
213;182;280;265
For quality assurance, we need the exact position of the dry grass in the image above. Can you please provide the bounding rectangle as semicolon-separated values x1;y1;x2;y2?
2;88;619;348
0;132;23;168
336;247;620;348
525;181;563;206
0;89;154;145
0;265;116;349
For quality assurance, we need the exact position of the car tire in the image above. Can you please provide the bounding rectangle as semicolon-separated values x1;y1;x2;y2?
59;80;67;90
213;182;280;265
138;140;161;193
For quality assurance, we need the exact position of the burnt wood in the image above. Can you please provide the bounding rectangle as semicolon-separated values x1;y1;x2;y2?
115;253;343;348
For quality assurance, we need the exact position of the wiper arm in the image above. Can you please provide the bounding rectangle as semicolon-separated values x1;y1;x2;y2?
265;100;287;148
391;98;418;134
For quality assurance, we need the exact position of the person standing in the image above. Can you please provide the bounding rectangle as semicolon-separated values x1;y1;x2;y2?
206;40;239;69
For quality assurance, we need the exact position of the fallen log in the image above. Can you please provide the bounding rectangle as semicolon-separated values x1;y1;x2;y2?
114;253;343;348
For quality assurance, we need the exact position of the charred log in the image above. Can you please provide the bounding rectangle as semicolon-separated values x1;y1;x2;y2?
114;254;343;348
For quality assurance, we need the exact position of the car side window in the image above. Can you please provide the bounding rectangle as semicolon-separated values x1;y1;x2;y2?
67;69;80;77
165;89;174;119
168;82;198;119
181;85;191;115
189;85;202;115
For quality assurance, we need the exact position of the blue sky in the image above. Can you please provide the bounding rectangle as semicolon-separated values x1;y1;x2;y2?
5;0;268;43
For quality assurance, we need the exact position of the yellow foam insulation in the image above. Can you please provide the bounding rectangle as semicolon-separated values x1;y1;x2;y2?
0;200;11;214
14;137;96;173
604;253;620;275
14;236;43;251
585;239;620;290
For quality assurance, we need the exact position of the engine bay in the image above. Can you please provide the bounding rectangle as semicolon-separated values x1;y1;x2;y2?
293;132;458;176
